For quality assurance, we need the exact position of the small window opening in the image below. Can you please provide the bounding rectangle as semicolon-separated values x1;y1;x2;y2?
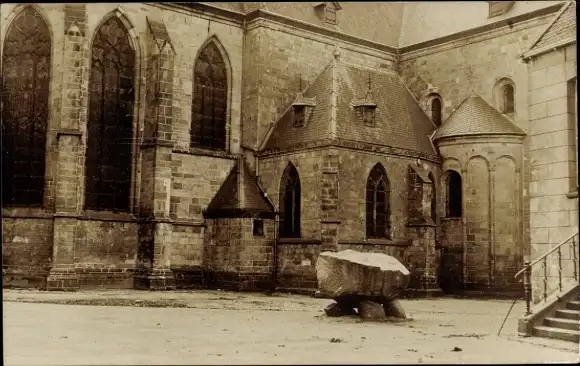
446;171;463;218
431;98;442;127
503;84;514;114
294;105;305;127
253;219;264;236
363;106;376;126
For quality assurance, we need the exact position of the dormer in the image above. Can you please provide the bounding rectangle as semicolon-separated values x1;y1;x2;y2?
352;80;377;127
488;1;515;18
292;91;317;128
313;2;342;25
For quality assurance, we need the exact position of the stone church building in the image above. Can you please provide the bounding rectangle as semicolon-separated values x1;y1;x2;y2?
1;2;577;296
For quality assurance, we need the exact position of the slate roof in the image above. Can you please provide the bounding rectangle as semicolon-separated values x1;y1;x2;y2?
205;158;275;218
432;94;526;141
526;1;576;56
263;60;437;156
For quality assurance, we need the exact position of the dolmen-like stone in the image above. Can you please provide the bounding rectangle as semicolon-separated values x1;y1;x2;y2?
316;250;411;321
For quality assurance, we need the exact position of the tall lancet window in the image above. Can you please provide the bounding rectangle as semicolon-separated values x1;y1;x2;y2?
279;163;301;238
191;42;228;150
1;7;51;207
366;163;391;239
85;16;136;212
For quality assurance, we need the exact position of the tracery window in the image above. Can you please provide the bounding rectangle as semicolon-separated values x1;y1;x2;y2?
366;163;391;239
191;42;227;150
279;163;301;238
1;7;51;207
85;17;135;212
446;170;463;218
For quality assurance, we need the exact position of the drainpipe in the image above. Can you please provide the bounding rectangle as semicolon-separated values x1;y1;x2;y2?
272;211;279;292
256;177;278;293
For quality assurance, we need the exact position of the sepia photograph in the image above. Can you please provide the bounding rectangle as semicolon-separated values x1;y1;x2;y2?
1;1;579;364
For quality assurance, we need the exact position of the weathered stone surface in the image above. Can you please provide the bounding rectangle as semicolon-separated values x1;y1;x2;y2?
324;302;357;317
358;301;386;321
384;299;407;319
316;250;410;300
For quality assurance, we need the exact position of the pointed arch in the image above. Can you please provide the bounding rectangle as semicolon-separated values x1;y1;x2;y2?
84;15;136;212
191;36;231;151
1;6;52;207
279;162;301;238
366;163;391;239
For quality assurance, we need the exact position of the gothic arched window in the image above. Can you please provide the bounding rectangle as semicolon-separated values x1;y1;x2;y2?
366;163;391;239
431;97;442;127
446;170;463;218
503;84;515;114
85;16;135;212
279;163;301;238
1;7;51;207
191;42;227;150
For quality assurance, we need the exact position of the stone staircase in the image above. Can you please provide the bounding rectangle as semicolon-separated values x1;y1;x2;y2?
533;294;580;343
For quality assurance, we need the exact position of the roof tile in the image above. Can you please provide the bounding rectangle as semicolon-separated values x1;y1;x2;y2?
433;94;526;141
263;61;437;156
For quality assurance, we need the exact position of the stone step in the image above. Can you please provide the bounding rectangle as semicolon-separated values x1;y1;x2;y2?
544;317;580;331
567;301;580;311
533;325;580;343
555;309;580;320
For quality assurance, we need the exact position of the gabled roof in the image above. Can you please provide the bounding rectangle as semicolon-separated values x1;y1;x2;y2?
262;59;437;156
204;157;275;219
432;94;526;142
524;1;576;59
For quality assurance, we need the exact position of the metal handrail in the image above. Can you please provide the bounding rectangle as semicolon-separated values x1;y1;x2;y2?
514;231;579;279
513;230;579;315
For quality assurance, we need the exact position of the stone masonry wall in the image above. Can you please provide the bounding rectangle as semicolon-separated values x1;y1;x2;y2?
242;22;397;150
205;218;275;291
438;137;524;291
399;15;555;287
336;149;440;242
527;44;578;303
2;217;54;288
258;150;325;240
74;219;138;288
0;3;244;289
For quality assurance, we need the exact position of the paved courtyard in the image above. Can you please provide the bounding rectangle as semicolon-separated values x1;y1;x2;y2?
3;289;579;365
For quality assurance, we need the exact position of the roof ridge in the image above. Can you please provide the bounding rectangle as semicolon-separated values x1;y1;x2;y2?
329;47;340;139
259;59;334;151
396;71;438;129
525;1;572;54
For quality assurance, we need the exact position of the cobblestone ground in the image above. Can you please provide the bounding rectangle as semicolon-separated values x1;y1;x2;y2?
3;289;579;365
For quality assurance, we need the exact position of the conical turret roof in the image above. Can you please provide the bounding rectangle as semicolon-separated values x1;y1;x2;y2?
432;94;526;141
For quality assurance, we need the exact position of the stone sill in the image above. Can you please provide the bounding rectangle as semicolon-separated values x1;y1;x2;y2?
277;238;322;245
173;147;236;160
339;238;412;247
2;207;53;219
441;217;462;222
566;191;578;199
79;210;137;222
